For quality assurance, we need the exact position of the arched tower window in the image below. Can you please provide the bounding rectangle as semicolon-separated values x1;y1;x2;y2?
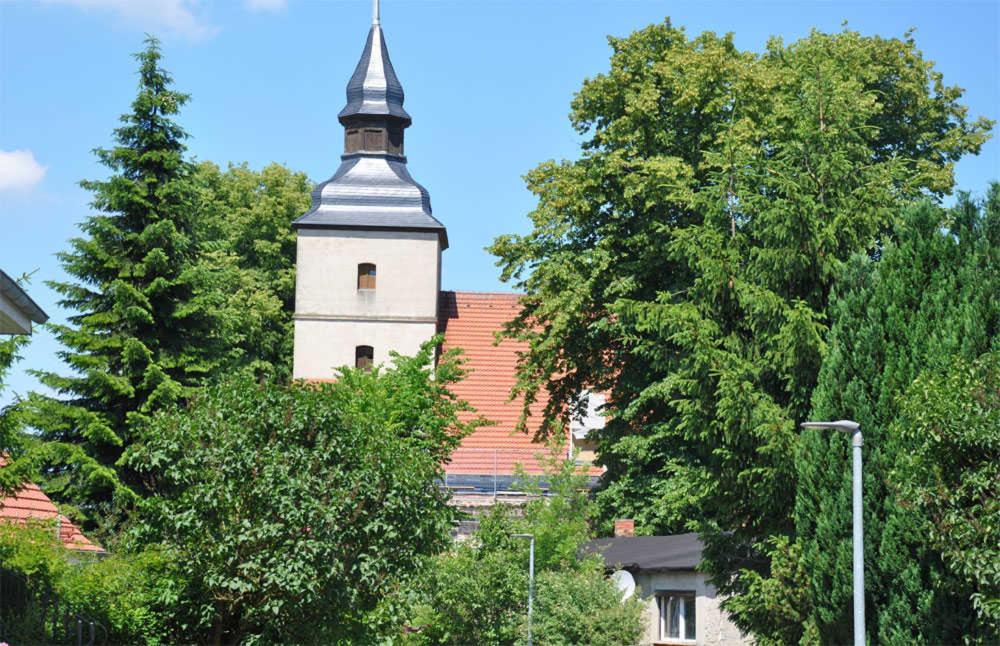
355;345;374;371
358;263;376;290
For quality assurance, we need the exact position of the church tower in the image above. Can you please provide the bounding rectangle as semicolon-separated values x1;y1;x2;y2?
292;0;447;379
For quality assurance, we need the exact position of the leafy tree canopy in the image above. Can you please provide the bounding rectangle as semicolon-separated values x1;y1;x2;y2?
408;450;645;646
122;341;477;644
19;40;312;527
488;19;991;632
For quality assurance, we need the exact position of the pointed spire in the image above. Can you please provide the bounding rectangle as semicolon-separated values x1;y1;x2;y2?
338;1;410;125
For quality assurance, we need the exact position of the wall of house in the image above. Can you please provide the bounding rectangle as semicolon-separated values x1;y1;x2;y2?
0;292;32;335
633;570;750;646
293;228;441;379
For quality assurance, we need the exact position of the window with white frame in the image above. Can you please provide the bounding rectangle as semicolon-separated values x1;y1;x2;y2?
657;591;696;642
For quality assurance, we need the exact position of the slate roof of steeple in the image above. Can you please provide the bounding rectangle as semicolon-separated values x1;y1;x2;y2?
294;2;447;247
338;23;411;125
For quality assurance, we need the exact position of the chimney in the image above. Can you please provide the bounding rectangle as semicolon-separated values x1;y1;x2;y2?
614;519;635;537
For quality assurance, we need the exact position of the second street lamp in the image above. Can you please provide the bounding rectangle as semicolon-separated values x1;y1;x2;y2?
513;533;535;646
801;419;865;646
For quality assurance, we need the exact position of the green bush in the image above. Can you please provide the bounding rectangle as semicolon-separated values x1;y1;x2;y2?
0;521;172;645
532;563;645;646
406;452;645;645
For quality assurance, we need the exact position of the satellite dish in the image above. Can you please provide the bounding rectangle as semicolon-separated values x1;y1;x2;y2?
611;569;636;601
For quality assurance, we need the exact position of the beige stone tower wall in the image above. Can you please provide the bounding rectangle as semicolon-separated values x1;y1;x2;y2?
292;228;441;380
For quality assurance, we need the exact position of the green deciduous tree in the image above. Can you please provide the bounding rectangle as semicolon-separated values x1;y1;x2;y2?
24;37;232;516
531;564;645;646
488;20;991;639
189;161;311;379
794;187;999;644
122;341;476;644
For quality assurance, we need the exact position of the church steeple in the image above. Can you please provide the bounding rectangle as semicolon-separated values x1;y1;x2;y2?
291;0;447;380
293;0;446;247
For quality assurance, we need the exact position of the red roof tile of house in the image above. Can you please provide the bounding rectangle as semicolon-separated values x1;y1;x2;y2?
439;291;603;477
0;459;104;553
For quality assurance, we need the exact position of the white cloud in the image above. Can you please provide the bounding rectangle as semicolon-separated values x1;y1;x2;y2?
0;150;47;193
42;0;218;40
244;0;286;12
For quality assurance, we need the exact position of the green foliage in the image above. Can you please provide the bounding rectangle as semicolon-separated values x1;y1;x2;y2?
0;521;183;645
488;18;991;640
409;453;643;645
122;340;476;644
23;37;231;518
513;443;593;571
411;508;531;645
531;563;645;646
793;187;1000;644
894;353;1000;637
188;160;311;380
0;334;30;492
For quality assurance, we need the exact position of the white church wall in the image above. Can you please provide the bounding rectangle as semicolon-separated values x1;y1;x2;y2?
293;318;438;380
295;228;440;320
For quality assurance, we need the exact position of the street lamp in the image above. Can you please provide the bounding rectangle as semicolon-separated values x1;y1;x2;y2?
513;533;535;646
801;419;864;646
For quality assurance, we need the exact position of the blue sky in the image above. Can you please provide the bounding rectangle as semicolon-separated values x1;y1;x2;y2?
1;0;997;404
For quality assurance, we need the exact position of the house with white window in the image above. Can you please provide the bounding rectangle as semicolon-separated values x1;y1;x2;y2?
582;522;751;646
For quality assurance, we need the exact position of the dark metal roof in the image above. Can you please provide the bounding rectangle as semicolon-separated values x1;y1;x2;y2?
298;6;446;248
0;270;48;325
293;153;447;248
580;533;704;572
338;24;411;125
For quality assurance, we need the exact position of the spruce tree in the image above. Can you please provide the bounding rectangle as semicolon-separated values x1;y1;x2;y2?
26;37;231;517
795;185;1000;643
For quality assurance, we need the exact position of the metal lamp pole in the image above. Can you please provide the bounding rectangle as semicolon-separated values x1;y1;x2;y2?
513;533;535;646
802;420;864;646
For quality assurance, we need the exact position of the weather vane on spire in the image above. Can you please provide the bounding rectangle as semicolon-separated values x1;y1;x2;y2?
372;0;380;25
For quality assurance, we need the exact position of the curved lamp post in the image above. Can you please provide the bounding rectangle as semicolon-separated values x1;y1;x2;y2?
801;419;864;646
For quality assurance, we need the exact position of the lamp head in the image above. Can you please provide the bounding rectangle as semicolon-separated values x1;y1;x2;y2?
801;420;860;432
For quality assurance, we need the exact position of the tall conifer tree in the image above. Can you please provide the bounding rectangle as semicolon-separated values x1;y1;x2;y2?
27;37;231;514
794;186;999;643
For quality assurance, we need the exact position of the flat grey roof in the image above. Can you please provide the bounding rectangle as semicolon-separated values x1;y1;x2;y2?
0;270;48;325
581;533;703;572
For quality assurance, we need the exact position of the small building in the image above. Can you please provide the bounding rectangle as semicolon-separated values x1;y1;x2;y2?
582;521;750;646
0;270;47;335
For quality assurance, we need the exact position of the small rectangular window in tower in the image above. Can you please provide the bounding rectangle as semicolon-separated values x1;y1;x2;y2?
358;263;376;290
355;345;374;371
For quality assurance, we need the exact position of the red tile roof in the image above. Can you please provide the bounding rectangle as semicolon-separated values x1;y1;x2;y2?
0;459;104;553
439;291;603;477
